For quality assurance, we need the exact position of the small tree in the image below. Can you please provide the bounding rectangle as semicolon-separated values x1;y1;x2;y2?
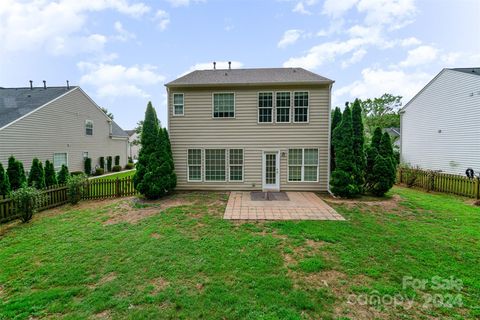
107;156;113;172
114;155;120;166
66;174;86;205
7;156;26;190
100;157;105;170
370;155;395;196
330;106;359;198
11;186;44;223
28;158;46;189
44;160;57;187
161;127;177;192
57;164;69;184
84;157;92;175
0;163;11;196
351;99;366;192
330;107;342;172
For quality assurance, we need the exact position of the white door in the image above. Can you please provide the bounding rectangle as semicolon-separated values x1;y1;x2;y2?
263;151;280;191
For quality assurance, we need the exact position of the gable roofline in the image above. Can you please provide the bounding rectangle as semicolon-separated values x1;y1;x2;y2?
0;87;80;132
400;69;447;114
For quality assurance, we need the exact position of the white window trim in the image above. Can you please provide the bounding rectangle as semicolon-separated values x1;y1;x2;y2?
287;148;319;182
212;92;236;119
257;92;274;124
173;93;184;116
53;152;69;171
187;148;202;182
293;91;310;124
228;148;245;182
204;148;227;182
85;119;94;136
275;91;292;124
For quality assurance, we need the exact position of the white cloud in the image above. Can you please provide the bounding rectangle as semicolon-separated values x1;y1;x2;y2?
293;0;317;15
278;29;303;48
322;0;358;17
180;61;244;76
341;49;367;68
113;21;136;41
0;0;150;55
400;37;422;47
400;45;439;67
334;67;431;105
357;0;416;29
166;0;205;7
78;62;165;98
154;10;170;30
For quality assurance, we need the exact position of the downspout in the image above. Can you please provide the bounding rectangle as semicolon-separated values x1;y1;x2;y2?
327;82;335;197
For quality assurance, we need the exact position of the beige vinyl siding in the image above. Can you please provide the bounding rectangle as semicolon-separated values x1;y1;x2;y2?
168;85;331;191
401;69;480;175
0;88;128;173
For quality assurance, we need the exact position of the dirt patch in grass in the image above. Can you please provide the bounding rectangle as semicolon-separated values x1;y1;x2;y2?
150;232;162;239
89;272;117;289
94;309;112;319
150;277;170;295
323;194;403;213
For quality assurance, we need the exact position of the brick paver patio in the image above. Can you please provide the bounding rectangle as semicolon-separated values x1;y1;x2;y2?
224;191;345;221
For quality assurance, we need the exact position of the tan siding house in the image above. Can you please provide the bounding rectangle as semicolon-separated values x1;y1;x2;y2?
166;67;334;192
0;86;129;173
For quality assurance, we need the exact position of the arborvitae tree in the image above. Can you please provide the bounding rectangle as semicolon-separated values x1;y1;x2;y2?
330;107;342;172
100;157;105;170
351;99;366;192
371;155;394;196
379;132;397;186
114;155;120;166
161;127;177;192
84;158;92;175
0;163;11;195
57;165;69;184
107;156;113;172
365;129;396;196
364;127;383;191
7;156;26;190
330;106;359;197
28;158;46;189
134;102;176;199
44;160;58;187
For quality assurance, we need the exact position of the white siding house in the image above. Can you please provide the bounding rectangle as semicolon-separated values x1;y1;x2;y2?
400;68;480;175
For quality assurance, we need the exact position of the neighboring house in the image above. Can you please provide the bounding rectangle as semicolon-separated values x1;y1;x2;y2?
400;67;480;175
165;66;334;192
0;84;129;173
126;129;140;161
383;127;401;149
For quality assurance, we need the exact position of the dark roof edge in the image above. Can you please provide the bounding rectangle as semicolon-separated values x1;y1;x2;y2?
165;80;334;88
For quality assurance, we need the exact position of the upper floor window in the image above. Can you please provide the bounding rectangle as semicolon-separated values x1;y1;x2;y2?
258;92;273;123
213;93;235;118
294;92;309;123
85;120;93;135
276;92;291;123
173;93;184;116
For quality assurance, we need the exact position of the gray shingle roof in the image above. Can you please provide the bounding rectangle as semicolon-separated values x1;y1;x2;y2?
166;67;333;87
0;86;75;128
450;68;480;76
111;121;128;138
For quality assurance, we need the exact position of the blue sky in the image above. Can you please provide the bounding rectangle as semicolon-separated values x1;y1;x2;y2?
1;0;479;130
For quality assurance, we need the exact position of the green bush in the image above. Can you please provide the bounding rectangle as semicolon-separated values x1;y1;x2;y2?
57;165;69;184
112;165;122;172
70;171;84;176
0;163;11;196
99;157;105;170
330;107;342;172
28;158;46;189
7;156;26;190
94;168;105;176
114;155;120;166
125;162;135;170
107;156;112;172
128;156;133;163
84;157;92;175
11;186;44;223
66;174;86;205
44;160;57;187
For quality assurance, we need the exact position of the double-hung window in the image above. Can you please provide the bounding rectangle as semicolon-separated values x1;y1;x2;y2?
53;153;68;170
205;149;226;181
258;92;273;123
276;92;291;123
288;148;318;182
173;93;184;116
294;92;309;123
187;149;202;181
213;93;235;118
229;149;243;181
85;120;93;135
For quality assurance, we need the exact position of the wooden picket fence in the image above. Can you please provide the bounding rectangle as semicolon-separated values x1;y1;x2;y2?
397;167;480;199
0;176;137;223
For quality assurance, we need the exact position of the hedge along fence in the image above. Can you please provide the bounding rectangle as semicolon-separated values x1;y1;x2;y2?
0;176;137;223
397;167;480;199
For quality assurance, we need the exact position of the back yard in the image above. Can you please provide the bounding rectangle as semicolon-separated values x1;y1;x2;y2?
0;187;479;319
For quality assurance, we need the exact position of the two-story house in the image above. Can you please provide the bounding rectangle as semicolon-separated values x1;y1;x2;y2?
0;83;129;173
165;67;334;192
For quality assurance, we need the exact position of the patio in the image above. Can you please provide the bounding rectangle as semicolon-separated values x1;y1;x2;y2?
224;191;344;221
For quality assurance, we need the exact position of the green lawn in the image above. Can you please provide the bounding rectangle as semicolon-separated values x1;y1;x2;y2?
0;187;479;319
89;169;135;181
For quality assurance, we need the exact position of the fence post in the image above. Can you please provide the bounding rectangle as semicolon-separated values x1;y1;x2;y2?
476;176;480;200
116;178;121;198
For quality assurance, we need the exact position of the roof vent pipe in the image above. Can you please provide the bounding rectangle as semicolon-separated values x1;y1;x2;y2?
213;61;216;70
43;80;46;89
228;61;231;70
66;80;70;89
29;80;33;89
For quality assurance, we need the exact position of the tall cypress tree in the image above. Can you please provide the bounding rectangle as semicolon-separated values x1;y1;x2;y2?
57;165;69;184
0;163;11;195
351;99;366;192
162;127;177;191
7;156;26;190
330;107;342;172
44;160;58;187
330;106;359;197
28;158;46;189
380;132;397;185
364;127;383;191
